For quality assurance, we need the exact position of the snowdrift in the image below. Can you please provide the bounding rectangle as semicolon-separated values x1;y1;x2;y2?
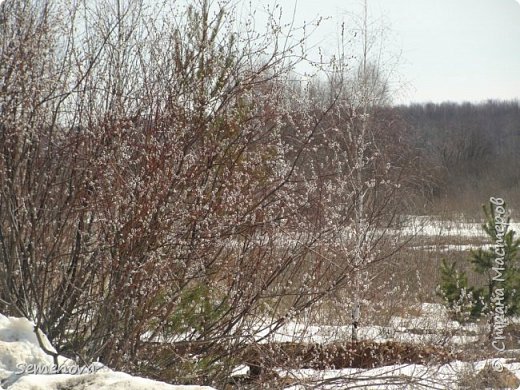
0;314;214;390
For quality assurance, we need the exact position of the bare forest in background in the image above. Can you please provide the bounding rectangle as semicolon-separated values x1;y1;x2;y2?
400;100;520;218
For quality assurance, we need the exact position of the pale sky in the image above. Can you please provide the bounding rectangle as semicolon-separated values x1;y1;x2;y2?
251;0;520;104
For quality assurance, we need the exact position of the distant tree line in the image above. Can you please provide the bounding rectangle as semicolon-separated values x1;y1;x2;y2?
397;101;520;213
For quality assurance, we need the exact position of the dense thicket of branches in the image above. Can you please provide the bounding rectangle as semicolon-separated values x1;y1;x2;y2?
398;101;520;212
0;0;416;386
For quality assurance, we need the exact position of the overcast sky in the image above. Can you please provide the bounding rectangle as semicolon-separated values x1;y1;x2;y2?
252;0;520;104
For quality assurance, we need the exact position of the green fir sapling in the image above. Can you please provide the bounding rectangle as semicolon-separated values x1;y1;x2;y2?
439;200;520;321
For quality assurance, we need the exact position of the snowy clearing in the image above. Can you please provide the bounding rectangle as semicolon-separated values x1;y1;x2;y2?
278;359;520;389
0;314;215;390
2;303;520;389
397;215;520;238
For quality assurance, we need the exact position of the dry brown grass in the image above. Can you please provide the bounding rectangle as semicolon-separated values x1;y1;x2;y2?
457;363;520;390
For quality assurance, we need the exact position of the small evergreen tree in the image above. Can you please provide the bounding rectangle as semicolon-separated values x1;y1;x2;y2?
439;259;482;321
439;200;520;320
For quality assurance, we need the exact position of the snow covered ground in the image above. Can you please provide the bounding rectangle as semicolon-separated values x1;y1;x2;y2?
224;216;520;253
241;303;480;347
278;359;520;389
7;372;213;390
3;303;520;389
0;314;215;390
410;243;492;252
398;215;520;238
240;303;520;389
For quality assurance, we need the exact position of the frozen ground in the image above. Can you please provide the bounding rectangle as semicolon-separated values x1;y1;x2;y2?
2;303;520;389
241;303;481;347
278;359;520;389
398;215;520;238
0;314;215;390
410;243;492;252
224;215;520;251
241;303;520;389
5;214;518;390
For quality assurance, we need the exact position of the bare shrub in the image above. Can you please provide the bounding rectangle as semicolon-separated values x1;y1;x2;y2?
0;0;419;387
